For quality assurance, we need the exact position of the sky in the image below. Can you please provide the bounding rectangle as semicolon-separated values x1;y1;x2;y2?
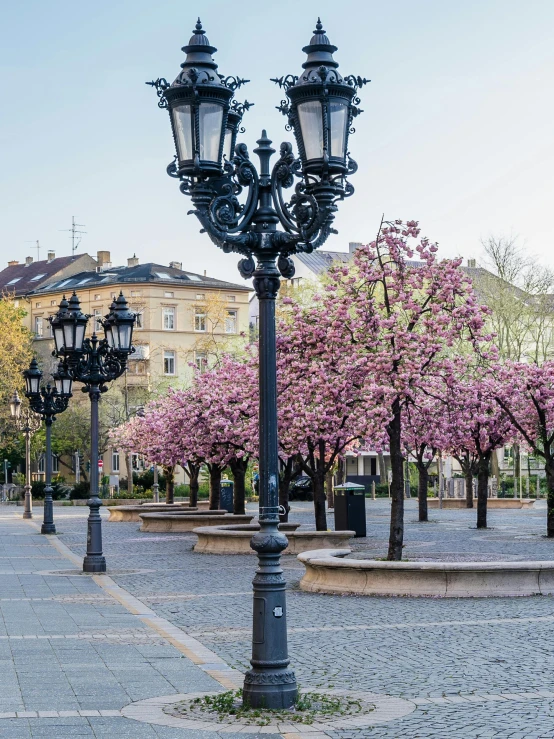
1;0;554;285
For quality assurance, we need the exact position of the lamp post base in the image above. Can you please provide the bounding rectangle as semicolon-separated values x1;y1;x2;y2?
83;555;106;573
41;523;56;535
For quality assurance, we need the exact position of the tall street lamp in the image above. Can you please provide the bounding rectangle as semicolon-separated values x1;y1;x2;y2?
23;359;73;534
50;292;136;572
9;391;41;518
148;18;367;708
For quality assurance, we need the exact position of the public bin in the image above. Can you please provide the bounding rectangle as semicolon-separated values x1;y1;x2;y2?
220;479;234;513
333;482;366;537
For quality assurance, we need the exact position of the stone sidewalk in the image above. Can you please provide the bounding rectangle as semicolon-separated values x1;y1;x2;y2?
2;501;554;737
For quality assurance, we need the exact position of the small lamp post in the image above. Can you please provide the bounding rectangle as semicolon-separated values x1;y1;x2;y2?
23;359;72;534
50;291;136;572
148;18;367;708
9;390;41;519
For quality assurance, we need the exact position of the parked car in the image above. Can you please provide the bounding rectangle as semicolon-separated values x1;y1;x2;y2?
289;475;313;501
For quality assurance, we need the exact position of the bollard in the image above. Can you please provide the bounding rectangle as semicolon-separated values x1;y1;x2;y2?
371;481;376;500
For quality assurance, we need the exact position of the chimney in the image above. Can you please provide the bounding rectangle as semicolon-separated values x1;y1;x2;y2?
97;250;111;267
349;242;362;254
204;270;207;277
25;256;33;266
47;250;55;262
7;260;18;267
127;254;139;268
169;260;182;271
467;258;476;268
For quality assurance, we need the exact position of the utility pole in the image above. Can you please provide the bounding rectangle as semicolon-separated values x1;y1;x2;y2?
60;217;86;256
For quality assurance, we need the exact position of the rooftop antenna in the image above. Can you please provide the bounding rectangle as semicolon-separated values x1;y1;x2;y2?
60;216;87;256
24;240;41;261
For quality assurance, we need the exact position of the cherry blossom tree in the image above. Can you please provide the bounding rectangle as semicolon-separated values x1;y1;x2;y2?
494;361;554;536
277;298;390;531
319;219;492;558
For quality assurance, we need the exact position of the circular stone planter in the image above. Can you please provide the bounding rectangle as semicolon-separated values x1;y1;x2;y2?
108;504;219;523
298;549;554;598
193;523;356;555
139;512;254;533
427;498;535;510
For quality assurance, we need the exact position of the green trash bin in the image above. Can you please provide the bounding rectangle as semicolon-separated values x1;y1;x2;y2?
333;482;366;537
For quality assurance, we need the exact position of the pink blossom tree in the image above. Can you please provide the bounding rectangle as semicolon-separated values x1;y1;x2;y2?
277;298;390;531
494;361;554;536
318;219;492;558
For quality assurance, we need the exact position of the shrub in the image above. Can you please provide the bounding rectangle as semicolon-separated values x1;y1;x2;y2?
31;481;68;500
70;481;90;500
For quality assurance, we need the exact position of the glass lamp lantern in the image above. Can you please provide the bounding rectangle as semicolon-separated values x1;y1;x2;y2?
49;296;69;355
24;359;42;398
10;390;21;420
286;20;356;176
51;293;88;355
164;20;233;176
53;362;73;398
103;292;135;353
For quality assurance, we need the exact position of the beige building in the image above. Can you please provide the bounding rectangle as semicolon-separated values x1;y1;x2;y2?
3;251;251;486
26;251;251;395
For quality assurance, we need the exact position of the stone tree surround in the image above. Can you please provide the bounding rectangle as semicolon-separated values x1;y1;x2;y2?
298;548;554;597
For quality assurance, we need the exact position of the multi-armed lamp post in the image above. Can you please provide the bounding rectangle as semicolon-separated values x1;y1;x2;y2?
49;292;136;572
148;18;367;708
19;359;73;534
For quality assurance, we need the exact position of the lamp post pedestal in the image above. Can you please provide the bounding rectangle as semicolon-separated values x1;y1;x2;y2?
83;385;106;573
41;419;55;534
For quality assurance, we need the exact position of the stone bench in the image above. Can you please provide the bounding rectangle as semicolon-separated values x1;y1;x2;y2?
107;502;213;522
427;498;535;510
139;512;254;533
193;524;355;555
298;549;554;597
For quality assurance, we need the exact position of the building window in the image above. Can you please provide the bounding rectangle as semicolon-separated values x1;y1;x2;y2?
163;307;175;330
129;360;146;375
48;317;54;337
35;316;43;337
52;455;59;474
134;311;143;329
93;309;103;333
50;300;56;306
94;294;101;301
38;455;45;474
112;450;120;473
35;302;41;308
163;350;176;375
195;351;208;374
130;291;141;297
111;292;117;299
196;293;205;301
227;295;236;302
194;311;206;332
225;310;237;334
164;291;174;298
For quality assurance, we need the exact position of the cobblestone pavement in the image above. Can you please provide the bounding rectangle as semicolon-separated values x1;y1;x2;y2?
2;499;554;737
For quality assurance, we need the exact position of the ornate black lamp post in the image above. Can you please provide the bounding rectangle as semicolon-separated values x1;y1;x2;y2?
50;292;136;571
22;359;72;534
148;18;367;709
9;391;41;519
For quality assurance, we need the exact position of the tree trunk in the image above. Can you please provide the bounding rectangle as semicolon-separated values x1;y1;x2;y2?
164;466;175;505
278;457;295;524
337;457;346;486
465;469;474;508
127;454;133;496
313;468;327;531
229;458;247;515
546;459;554;537
476;452;491;529
208;465;222;510
387;399;404;561
417;464;428;522
326;470;334;509
188;463;200;508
